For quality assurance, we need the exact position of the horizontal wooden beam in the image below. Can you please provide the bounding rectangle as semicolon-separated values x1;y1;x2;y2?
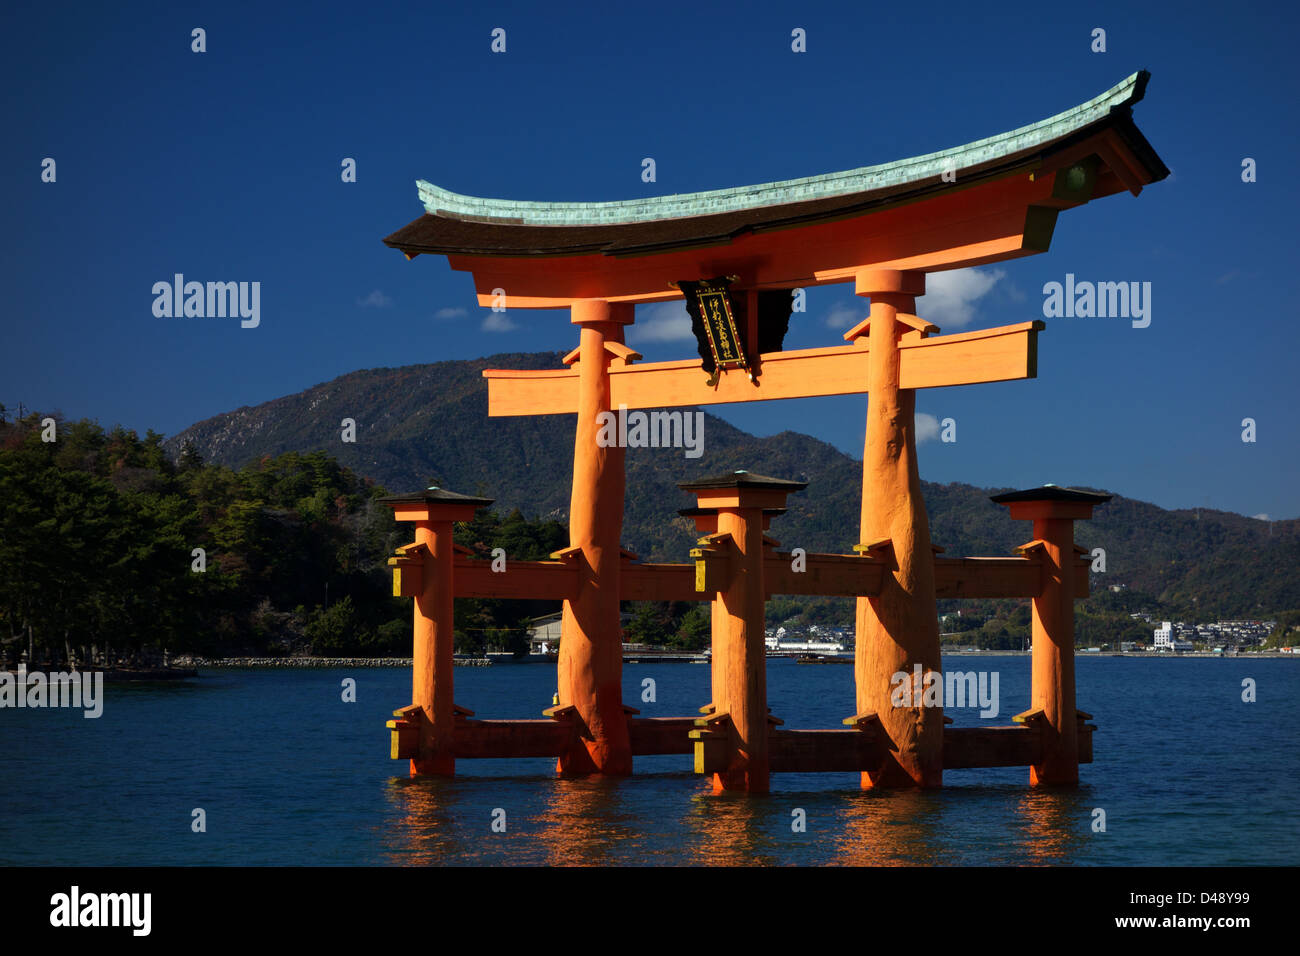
764;553;887;598
447;716;698;759
628;717;697;755
621;563;706;602
944;726;1042;769
696;725;1084;774
453;559;576;600
439;718;1093;768
767;728;882;773
484;322;1042;417
934;556;1043;598
453;719;572;759
444;551;1086;603
448;173;1064;306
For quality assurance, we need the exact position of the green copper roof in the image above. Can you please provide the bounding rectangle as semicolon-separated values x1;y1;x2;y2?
417;73;1151;227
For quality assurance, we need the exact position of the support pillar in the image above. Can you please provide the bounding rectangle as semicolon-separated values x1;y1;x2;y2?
682;472;805;793
993;486;1111;785
557;299;635;775
679;505;783;722
382;488;493;776
850;268;944;788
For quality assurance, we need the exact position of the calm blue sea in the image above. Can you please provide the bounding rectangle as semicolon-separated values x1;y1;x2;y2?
2;656;1297;865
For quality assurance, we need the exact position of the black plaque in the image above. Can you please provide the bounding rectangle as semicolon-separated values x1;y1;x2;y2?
679;278;747;385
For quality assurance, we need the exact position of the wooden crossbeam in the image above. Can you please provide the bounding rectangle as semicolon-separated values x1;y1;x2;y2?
933;556;1044;599
453;719;573;759
443;549;1085;603
431;718;1092;768
627;717;697;755
689;724;1088;774
764;552;887;598
621;563;702;602
452;558;577;600
943;726;1042;769
767;728;882;773
484;321;1043;416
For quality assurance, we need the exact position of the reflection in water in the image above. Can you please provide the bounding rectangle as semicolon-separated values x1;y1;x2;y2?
379;770;1093;866
833;789;947;865
534;777;646;866
1012;786;1090;865
683;788;782;866
381;775;472;865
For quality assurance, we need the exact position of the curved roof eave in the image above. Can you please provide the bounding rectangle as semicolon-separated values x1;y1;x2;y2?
414;71;1154;228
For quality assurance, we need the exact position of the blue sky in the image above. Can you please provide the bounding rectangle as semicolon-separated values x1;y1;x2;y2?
4;1;1298;519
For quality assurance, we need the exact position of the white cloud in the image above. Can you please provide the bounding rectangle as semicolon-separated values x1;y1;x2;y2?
434;306;468;320
629;301;694;343
357;289;393;308
481;312;519;333
824;301;862;330
1252;513;1271;521
922;267;1005;328
915;412;940;443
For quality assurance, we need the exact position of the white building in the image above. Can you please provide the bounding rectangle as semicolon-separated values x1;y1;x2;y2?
1153;621;1174;651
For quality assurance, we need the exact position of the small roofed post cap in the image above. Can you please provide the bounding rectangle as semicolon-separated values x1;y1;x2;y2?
380;486;494;522
678;470;808;493
989;486;1112;505
990;485;1112;521
679;470;807;511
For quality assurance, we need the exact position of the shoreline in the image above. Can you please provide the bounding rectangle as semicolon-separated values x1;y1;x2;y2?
11;650;1287;674
158;650;1300;668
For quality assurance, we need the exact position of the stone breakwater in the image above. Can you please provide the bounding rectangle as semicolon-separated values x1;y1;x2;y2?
175;657;493;668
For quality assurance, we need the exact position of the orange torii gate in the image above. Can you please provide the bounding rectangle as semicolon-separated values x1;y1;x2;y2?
381;72;1167;792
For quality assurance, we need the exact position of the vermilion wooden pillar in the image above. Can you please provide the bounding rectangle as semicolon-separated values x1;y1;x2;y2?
681;472;806;794
850;268;945;789
992;487;1111;785
382;488;492;776
557;299;635;775
679;505;784;719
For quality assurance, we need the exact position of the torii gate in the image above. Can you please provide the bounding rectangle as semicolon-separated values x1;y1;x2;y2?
381;72;1167;791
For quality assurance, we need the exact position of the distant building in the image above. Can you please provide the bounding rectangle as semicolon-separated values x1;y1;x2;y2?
528;612;564;654
1153;621;1174;651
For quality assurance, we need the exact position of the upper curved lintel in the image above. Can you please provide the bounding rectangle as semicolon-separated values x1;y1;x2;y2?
416;72;1151;227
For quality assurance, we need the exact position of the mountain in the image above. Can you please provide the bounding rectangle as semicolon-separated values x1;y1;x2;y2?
163;353;1299;619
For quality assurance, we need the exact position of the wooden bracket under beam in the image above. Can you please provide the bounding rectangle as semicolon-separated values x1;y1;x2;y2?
561;340;643;367
841;711;881;730
542;704;579;721
693;710;732;729
842;312;940;343
1012;707;1046;725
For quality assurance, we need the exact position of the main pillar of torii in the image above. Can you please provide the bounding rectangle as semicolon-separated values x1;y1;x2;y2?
555;299;636;774
848;269;945;788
